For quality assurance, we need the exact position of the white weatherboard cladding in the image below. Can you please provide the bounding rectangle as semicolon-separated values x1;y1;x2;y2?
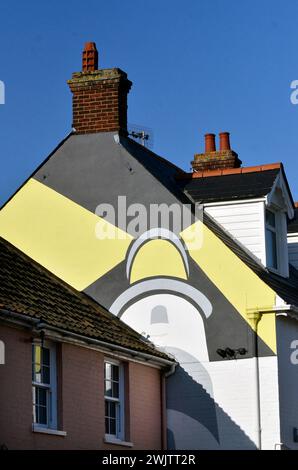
288;234;298;270
205;201;266;264
205;200;289;277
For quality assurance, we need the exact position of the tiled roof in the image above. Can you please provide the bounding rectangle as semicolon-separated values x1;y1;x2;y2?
0;237;172;362
177;168;281;203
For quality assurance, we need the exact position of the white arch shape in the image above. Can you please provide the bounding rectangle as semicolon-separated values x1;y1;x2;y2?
126;228;190;280
110;278;213;319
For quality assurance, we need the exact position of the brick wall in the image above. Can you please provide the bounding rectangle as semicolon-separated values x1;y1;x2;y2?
0;324;163;450
129;361;162;449
68;69;132;135
191;150;241;172
0;324;32;449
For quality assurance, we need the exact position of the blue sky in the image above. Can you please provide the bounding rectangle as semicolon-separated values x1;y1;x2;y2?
0;0;298;204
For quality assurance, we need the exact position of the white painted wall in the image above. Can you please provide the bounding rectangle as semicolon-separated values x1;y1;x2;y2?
167;358;259;450
193;356;280;450
114;222;283;450
205;200;266;264
166;355;280;450
276;315;298;450
121;294;281;449
258;356;281;450
288;233;298;270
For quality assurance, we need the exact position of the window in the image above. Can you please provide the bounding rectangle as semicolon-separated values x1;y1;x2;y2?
104;360;124;440
265;209;278;269
32;342;57;429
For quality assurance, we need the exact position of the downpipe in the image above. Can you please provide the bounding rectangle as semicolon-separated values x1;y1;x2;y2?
247;311;262;450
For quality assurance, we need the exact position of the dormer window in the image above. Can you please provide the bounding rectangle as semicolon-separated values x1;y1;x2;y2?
265;209;278;269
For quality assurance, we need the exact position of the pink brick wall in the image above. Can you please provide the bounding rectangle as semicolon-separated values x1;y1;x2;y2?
0;324;163;449
129;362;162;449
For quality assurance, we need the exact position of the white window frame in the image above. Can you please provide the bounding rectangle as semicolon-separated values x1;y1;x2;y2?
264;205;289;277
32;341;57;430
104;359;125;441
265;208;279;270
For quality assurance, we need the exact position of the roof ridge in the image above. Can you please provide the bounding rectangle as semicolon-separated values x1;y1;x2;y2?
176;162;282;180
123;135;184;173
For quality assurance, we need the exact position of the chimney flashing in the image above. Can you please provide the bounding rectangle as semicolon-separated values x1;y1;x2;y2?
69;67;130;82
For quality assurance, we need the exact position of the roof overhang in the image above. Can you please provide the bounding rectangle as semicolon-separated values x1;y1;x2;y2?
266;169;295;219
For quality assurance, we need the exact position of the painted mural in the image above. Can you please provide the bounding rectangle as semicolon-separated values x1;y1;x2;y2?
0;132;278;449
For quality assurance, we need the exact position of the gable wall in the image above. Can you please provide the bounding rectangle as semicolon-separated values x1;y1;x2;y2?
0;133;283;450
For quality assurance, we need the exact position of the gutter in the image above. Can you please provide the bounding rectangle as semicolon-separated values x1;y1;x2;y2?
0;309;41;327
256;304;298;315
36;322;176;368
247;311;262;450
0;308;176;368
161;354;177;449
164;362;176;377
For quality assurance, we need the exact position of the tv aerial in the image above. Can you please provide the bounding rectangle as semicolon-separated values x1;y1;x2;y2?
128;123;154;149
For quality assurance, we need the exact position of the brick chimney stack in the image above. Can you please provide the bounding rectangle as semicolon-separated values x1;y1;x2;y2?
191;132;242;172
68;42;132;135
